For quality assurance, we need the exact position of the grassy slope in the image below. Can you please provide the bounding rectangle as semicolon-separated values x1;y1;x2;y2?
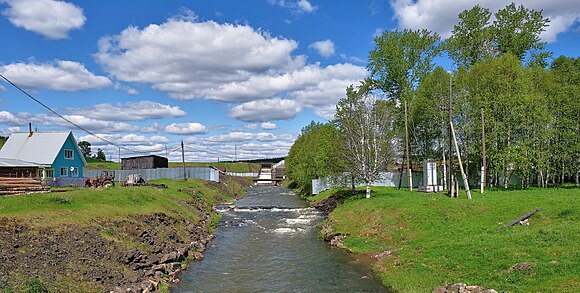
311;187;579;292
84;161;260;173
0;177;250;227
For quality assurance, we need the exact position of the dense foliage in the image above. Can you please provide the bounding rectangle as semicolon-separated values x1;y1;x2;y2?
287;3;579;193
285;122;343;195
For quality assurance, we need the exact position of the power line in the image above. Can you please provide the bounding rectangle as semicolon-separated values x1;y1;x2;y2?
0;73;177;155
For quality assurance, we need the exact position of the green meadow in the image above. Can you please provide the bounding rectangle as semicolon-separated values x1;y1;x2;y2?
311;187;580;292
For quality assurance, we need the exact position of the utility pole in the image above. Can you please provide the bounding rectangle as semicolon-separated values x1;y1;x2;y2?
450;120;472;199
118;146;121;164
404;101;412;191
181;140;186;180
481;108;486;193
448;72;453;196
165;145;168;159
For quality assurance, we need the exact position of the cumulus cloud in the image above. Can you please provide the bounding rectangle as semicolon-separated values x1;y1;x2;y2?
79;133;169;146
0;60;111;91
94;16;367;120
203;131;294;144
309;39;335;57
230;98;302;122
66;101;186;121
261;122;277;130
1;0;85;39
244;123;258;130
268;0;317;13
0;111;144;133
164;122;208;135
208;63;367;104
391;0;580;43
96;18;303;100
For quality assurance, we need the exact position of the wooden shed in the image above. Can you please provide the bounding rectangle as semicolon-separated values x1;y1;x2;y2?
121;155;168;170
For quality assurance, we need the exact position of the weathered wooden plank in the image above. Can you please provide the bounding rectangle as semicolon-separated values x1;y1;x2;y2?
503;208;541;228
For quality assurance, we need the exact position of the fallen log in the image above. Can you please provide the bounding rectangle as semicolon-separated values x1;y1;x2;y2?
503;208;541;228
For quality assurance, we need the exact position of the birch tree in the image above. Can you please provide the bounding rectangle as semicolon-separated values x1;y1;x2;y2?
335;84;396;198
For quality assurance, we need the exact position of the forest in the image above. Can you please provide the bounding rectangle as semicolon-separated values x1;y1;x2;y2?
286;3;580;195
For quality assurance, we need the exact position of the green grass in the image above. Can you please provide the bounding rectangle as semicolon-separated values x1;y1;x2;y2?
316;187;580;292
85;161;260;173
0;177;247;227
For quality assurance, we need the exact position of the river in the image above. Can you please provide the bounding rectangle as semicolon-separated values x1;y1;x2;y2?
174;185;389;293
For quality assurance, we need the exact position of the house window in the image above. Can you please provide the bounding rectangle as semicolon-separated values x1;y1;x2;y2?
38;169;43;178
71;167;78;177
64;149;74;160
46;169;54;178
60;167;68;177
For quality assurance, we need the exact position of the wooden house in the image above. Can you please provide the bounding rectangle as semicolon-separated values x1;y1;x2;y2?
0;131;87;178
121;155;168;170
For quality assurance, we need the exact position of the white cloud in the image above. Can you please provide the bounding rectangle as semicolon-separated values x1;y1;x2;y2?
1;0;85;39
269;0;317;13
95;16;367;120
164;122;208;135
261;122;277;130
391;0;580;43
297;0;316;13
113;83;138;95
230;98;302;121
0;60;111;91
0;85;6;92
0;111;142;133
0;126;22;135
244;123;258;130
203;131;294;144
309;39;335;57
79;133;169;146
66;101;186;121
208;63;367;104
96;18;303;100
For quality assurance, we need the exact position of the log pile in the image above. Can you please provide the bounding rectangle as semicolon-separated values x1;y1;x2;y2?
0;177;50;196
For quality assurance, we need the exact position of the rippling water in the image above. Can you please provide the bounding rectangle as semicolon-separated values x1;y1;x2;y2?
174;186;389;293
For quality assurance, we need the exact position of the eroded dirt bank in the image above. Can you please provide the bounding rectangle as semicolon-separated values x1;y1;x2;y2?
0;176;252;292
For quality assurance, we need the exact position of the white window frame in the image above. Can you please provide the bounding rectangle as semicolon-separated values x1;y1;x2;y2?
60;167;68;177
71;167;78;177
64;149;74;160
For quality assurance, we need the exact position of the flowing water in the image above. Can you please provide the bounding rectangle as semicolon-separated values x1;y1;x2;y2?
174;186;390;293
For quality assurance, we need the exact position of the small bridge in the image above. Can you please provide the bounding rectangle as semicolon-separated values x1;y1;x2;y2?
252;161;285;186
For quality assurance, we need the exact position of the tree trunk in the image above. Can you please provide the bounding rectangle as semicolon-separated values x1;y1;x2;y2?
366;183;371;198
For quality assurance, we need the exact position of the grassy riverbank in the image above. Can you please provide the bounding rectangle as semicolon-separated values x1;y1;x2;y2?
0;176;252;292
310;187;579;292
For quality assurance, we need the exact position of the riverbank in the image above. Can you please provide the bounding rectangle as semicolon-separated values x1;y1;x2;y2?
309;187;579;293
0;175;251;292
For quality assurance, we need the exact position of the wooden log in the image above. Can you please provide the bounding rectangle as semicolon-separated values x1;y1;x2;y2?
503;208;541;228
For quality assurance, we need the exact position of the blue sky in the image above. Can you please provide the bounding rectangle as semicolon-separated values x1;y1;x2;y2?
0;0;578;162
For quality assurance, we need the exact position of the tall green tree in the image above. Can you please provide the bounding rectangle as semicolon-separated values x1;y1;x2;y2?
492;3;549;61
549;56;580;184
94;148;106;161
78;141;92;158
446;5;494;67
368;29;440;102
335;84;396;198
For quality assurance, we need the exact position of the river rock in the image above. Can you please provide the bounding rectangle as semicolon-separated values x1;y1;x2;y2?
160;251;178;264
511;262;535;270
447;283;467;293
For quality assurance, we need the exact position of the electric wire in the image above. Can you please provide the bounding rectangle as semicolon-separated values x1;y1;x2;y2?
0;73;179;155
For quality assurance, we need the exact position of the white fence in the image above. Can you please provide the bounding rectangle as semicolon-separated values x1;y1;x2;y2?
312;171;425;195
225;172;259;177
85;167;220;183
